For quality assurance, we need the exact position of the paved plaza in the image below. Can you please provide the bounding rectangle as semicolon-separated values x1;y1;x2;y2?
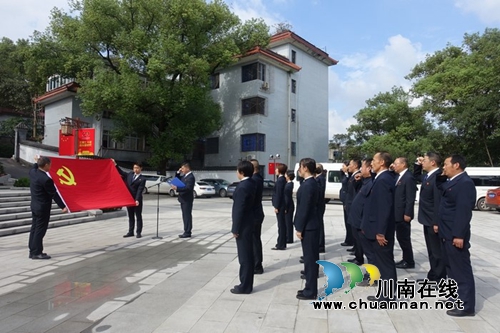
0;195;499;333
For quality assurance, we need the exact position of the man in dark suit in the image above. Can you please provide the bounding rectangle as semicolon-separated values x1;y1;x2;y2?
230;161;256;294
414;152;447;282
295;158;319;300
439;155;476;317
339;162;353;246
284;170;295;244
392;157;417;269
28;156;67;259
171;162;195;238
250;159;265;274
362;152;397;301
115;160;146;238
350;158;377;286
272;163;287;250
315;164;327;253
345;159;363;264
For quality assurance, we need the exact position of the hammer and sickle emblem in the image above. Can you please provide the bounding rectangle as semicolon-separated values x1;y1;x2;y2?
57;166;77;186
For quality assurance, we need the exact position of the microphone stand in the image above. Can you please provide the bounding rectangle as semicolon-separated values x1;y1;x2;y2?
147;180;163;240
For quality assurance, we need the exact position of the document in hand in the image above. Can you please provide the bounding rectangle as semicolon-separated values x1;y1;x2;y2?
171;177;186;188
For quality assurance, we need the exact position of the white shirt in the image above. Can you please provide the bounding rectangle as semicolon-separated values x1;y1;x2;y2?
375;169;389;179
449;171;465;182
396;168;408;184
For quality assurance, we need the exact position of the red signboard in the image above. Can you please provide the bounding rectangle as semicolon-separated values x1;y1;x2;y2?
59;130;75;156
77;128;95;155
268;162;275;175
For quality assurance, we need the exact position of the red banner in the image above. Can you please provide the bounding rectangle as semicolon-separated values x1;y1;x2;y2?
59;130;75;156
77;128;95;156
268;162;275;175
49;157;136;212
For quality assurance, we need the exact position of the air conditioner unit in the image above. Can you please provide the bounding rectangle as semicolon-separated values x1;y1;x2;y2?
261;81;269;90
247;154;256;160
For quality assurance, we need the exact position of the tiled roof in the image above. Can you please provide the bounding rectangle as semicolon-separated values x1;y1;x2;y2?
239;46;302;71
270;31;338;65
33;82;79;104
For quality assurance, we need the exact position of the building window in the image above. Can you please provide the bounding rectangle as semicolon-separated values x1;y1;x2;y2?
291;142;297;156
242;62;266;82
291;79;296;93
210;73;220;89
242;97;265;116
291;109;296;122
102;130;145;151
291;50;296;64
241;133;265;152
205;137;219;154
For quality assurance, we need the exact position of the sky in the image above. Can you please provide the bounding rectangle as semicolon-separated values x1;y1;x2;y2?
1;0;500;138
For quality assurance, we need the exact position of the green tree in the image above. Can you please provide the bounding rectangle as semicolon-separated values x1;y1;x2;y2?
408;28;500;166
37;0;269;170
0;38;34;112
344;86;438;161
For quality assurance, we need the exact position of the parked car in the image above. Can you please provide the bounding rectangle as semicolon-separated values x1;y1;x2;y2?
485;187;500;211
142;175;176;196
200;178;231;197
227;179;275;198
194;181;215;198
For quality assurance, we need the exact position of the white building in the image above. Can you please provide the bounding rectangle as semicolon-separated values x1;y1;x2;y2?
205;31;337;174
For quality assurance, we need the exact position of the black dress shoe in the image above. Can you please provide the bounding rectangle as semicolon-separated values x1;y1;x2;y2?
346;247;354;252
319;247;325;253
395;261;415;269
367;295;390;302
297;293;317;300
136;234;142;238
299;259;304;264
254;268;264;274
347;258;364;265
271;247;286;250
32;253;51;260
230;288;251;295
446;309;475;317
300;270;305;275
340;242;353;247
300;274;306;279
29;252;47;259
123;233;134;238
178;234;191;238
297;289;304;295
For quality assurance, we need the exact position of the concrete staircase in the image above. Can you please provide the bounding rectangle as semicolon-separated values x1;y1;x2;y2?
0;189;125;237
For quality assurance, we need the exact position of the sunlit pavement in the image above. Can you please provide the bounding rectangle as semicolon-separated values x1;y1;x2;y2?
0;195;499;333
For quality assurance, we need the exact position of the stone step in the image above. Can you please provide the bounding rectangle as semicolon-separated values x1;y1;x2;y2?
0;215;97;237
0;204;59;214
0;190;30;198
0;211;90;229
0;207;66;222
0;196;31;203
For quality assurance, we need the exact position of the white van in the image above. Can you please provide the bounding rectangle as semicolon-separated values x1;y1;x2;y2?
293;162;345;202
462;167;500;211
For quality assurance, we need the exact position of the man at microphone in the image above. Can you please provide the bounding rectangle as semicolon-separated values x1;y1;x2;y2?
171;162;195;238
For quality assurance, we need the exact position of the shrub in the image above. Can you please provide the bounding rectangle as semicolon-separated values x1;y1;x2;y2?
14;177;30;187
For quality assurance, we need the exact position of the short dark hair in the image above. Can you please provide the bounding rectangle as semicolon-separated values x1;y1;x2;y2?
378;152;393;168
37;156;51;168
181;162;191;169
300;158;316;174
351;159;361;170
397;157;409;167
315;163;324;174
449;154;467;170
134;161;143;168
362;158;373;167
343;160;349;166
425;152;442;166
286;170;295;180
237;160;254;177
277;163;288;175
